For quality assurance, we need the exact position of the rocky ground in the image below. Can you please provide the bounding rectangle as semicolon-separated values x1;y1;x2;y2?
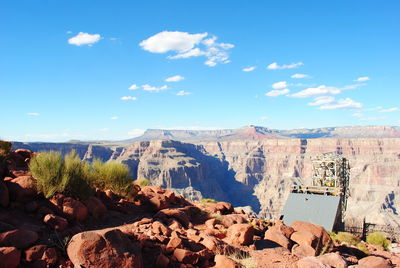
0;149;399;267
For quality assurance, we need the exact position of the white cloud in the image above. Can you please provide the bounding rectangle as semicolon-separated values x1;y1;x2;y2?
99;128;109;132
166;75;184;82
121;96;137;101
352;112;363;117
68;32;101;46
243;66;256;72
318;98;363;110
308;96;335;106
128;129;145;137
272;81;287;89
66;30;73;34
267;62;303;70
140;31;234;66
265;88;290;97
142;84;168;92
379;107;399;113
354;76;370;82
177;90;191;96
291;73;310;79
290;84;362;98
110;116;118;120
128;84;139;90
110;37;118;41
363;106;383;111
27;112;40;116
260;116;268;120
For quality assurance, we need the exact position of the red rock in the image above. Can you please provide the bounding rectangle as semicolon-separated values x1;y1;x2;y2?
62;197;88;221
296;256;330;268
205;218;217;229
291;231;318;248
41;247;58;266
166;236;183;253
264;228;292;249
358;256;391;268
221;214;247;227
173;248;199;265
274;222;295;239
156;253;170;267
6;176;36;201
0;247;20;268
169;219;183;231
155;208;190;227
37;206;54;216
0;181;9;207
201;235;222;251
0;229;38;249
43;214;68;230
14;149;33;161
84;196;107;217
215;202;234;214
292;244;316;258
227;223;254;246
317;252;348;268
25;245;47;262
291;221;331;249
152;221;172;236
67;228;143;267
213;254;240;268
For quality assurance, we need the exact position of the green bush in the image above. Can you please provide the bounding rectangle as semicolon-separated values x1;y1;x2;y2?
88;159;132;195
0;140;12;167
201;198;217;203
334;232;361;246
30;150;92;199
366;232;390;251
356;242;370;255
135;177;150;187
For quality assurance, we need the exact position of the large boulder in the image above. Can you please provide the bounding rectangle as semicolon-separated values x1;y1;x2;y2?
0;229;38;249
0;247;21;268
317;252;348;268
296;256;330;268
358;256;392;268
67;228;143;267
291;221;332;253
62;197;88;222
6;176;36;201
264;228;292;249
291;231;318;248
227;224;254;246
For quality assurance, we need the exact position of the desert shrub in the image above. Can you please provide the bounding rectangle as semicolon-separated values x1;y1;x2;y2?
201;198;217;203
30;150;92;199
220;248;257;268
356;242;370;254
334;232;361;246
88;159;132;195
366;232;390;251
0;140;12;168
135;177;150;187
210;212;223;221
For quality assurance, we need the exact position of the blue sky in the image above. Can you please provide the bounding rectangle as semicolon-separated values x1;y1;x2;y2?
1;0;399;142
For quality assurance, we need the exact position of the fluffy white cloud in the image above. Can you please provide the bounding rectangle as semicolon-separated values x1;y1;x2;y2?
110;116;118;120
140;31;234;66
142;84;168;92
308;96;335;106
267;62;303;70
290;84;362;98
318;98;363;110
121;96;137;101
68;32;101;46
260;116;268;120
355;76;370;82
27;112;40;116
265;88;290;97
291;73;310;79
176;90;191;96
166;75;184;82
129;84;139;90
379;107;399;113
140;31;207;53
272;81;287;89
243;66;256;72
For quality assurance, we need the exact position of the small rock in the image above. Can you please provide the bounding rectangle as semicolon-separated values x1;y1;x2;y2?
62;197;88;221
292;244;316;258
358;256;391;268
291;231;318;248
173;248;199;265
84;197;107;217
25;245;47;262
317;252;348;268
213;254;240;268
264;228;292;249
0;181;9;207
43;214;68;230
166;236;183;253
296;256;330;268
227;224;254;246
41;247;58;266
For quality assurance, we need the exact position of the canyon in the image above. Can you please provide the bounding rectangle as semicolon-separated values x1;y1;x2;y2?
12;126;400;234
